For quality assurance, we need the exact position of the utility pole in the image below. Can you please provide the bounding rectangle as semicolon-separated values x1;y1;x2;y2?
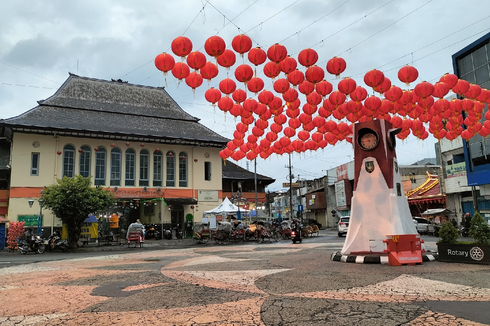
254;159;257;211
288;153;293;220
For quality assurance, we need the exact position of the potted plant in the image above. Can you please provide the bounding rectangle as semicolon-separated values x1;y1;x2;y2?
437;212;490;264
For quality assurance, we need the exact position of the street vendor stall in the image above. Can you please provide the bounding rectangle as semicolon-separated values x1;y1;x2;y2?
203;197;251;224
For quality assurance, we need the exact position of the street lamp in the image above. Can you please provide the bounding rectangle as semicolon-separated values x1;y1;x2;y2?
28;190;44;236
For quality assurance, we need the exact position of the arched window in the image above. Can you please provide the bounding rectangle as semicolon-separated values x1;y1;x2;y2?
179;152;188;187
110;147;121;186
153;150;163;187
94;146;106;186
79;145;91;177
166;151;175;187
139;149;149;187
62;144;75;178
125;148;136;186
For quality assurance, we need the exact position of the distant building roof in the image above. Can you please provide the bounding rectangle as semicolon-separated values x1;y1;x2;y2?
222;160;275;184
0;74;228;147
411;158;437;166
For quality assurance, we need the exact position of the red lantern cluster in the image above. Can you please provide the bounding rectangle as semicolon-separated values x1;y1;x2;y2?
159;35;490;162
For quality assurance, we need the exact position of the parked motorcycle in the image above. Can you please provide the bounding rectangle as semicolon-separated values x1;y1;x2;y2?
174;224;183;239
163;228;172;240
18;235;46;254
460;226;470;237
46;232;69;252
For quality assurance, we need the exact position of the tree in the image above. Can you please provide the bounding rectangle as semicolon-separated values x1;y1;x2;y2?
469;212;490;245
41;175;115;249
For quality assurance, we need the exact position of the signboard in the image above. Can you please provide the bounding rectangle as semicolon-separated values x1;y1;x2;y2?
18;215;39;226
283;183;300;188
198;190;219;202
335;181;347;209
298;205;303;212
446;162;466;178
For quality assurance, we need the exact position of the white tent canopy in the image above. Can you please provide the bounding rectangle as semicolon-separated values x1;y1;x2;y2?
204;197;250;215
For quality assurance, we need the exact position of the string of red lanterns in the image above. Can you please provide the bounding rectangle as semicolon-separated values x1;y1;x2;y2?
154;35;490;162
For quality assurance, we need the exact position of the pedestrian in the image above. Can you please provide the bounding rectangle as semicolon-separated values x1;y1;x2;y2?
451;218;457;227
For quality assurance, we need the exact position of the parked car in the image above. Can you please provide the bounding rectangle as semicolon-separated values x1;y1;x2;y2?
412;217;433;235
302;219;322;229
337;216;350;237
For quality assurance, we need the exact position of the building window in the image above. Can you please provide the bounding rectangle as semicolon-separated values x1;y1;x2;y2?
94;147;106;186
63;144;75;178
79;145;91;177
179;152;187;187
166;151;175;187
139;149;149;187
125;148;135;186
110;148;121;186
205;161;212;181
153;150;162;187
31;153;40;176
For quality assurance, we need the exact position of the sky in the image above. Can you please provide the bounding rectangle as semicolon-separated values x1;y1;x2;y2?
1;0;490;191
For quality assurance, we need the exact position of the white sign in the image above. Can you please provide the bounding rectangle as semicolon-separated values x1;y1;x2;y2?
198;190;219;202
335;181;346;207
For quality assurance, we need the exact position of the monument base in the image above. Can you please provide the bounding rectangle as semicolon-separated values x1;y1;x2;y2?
330;251;438;264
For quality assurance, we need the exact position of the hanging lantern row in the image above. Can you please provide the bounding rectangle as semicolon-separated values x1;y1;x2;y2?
156;35;490;162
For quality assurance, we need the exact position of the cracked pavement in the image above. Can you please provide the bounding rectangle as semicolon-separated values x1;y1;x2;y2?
1;243;489;325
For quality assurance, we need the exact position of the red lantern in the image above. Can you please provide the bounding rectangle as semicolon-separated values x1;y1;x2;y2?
414;81;434;98
398;65;419;84
303;103;317;115
432;82;450;98
111;143;115;148
232;34;252;54
185;71;203;89
140;143;145;147
236;122;248;134
384;86;403;102
338;77;357;95
256;118;269;130
315;80;333;97
232;89;247;103
57;150;62;155
267;43;288;63
155;52;175;73
263;62;281;79
326;57;346;76
298;48;318;67
278;56;297;75
439;73;458;88
171;36;193;58
329;91;346;107
186;51;206;71
204;35;226;58
230;104;242;117
126;142;130;147
271;123;283;134
287;70;305;87
350;86;368;102
218;97;234;112
283;88;299;103
258;90;274;105
273;113;287;125
78;148;83;153
243;98;258;112
298;80;315;95
373;77;391;94
364;96;382;111
171;62;190;80
219;78;236;95
452;79;470;96
200;62;219;81
247;77;264;93
273;78;290;94
306;92;322;106
283;126;296;137
205;87;222;105
364;69;385;88
288;118;301;129
248;47;267;66
268;97;283;114
94;147;99;152
235;64;254;83
305;65;324;84
216;49;236;68
465;84;482;100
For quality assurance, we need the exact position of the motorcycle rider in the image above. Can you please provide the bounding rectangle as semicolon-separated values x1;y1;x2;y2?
24;227;36;251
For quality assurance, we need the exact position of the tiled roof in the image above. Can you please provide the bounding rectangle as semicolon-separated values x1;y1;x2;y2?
222;160;275;184
0;74;228;147
406;172;444;200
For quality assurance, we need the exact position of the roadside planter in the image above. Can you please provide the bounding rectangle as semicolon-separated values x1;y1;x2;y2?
437;243;490;264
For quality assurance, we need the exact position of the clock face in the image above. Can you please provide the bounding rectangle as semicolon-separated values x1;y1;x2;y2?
359;131;379;150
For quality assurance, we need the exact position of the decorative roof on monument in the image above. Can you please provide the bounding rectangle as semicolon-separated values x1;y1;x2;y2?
406;171;445;203
0;74;228;147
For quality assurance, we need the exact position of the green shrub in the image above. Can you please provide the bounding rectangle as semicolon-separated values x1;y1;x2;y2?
469;212;490;245
438;222;459;244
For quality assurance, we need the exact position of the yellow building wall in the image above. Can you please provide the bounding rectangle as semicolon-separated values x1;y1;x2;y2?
8;132;223;226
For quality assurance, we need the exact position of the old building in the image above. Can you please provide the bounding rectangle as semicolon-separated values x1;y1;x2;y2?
0;74;228;235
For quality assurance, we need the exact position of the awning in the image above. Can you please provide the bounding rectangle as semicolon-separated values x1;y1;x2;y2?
165;198;198;206
421;208;451;216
